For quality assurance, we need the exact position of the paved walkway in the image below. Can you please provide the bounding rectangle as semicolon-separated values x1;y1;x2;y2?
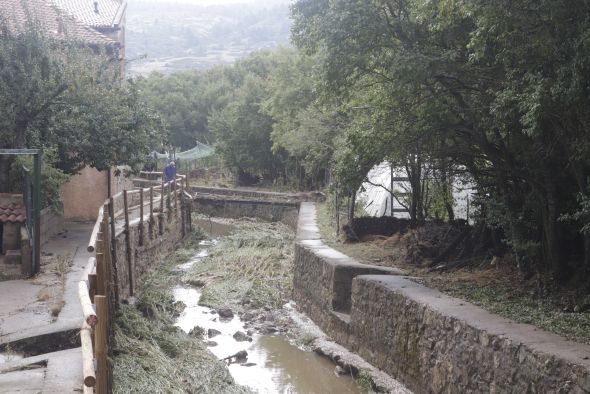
0;221;93;393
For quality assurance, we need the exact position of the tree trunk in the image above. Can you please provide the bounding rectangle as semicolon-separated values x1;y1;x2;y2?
0;156;12;193
348;190;356;224
406;155;422;221
542;168;564;280
439;163;455;221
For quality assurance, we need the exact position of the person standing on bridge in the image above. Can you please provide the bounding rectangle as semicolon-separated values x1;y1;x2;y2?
164;160;176;189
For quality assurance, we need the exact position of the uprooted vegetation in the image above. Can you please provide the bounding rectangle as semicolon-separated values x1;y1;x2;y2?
112;287;253;394
111;229;253;394
316;203;590;344
183;218;294;312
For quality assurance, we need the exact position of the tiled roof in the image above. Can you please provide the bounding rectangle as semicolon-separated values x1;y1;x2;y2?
0;0;117;46
0;194;26;224
50;0;124;28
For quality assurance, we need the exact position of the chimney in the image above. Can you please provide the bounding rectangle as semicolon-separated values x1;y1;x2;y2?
94;1;99;13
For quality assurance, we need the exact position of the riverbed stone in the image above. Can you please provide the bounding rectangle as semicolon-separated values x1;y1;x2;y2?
260;324;277;335
218;307;234;319
189;326;205;338
233;331;251;342
241;311;256;321
208;328;221;338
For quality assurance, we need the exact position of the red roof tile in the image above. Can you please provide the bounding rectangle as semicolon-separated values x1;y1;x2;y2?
51;0;125;28
0;194;26;224
0;0;118;46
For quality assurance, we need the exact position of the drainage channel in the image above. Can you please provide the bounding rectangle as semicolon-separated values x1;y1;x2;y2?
172;236;361;393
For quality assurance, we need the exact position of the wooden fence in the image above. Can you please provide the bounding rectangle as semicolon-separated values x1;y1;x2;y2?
77;174;188;393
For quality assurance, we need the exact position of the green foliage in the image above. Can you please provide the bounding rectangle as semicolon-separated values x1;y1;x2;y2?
291;0;590;279
0;19;165;197
138;48;341;189
10;149;70;212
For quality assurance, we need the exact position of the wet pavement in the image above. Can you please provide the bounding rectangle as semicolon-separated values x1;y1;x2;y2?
0;221;93;393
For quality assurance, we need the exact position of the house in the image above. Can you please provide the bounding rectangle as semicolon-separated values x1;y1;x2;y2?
49;0;129;220
0;0;119;48
0;193;31;275
0;0;128;221
50;0;127;77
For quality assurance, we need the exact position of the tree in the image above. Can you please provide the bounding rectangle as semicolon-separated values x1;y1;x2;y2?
291;0;590;280
0;20;164;198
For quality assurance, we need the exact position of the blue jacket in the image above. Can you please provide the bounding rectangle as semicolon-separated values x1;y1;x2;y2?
164;164;176;182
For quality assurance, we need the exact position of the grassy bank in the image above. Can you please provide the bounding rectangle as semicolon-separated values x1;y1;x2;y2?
315;202;590;344
184;218;294;311
111;231;253;394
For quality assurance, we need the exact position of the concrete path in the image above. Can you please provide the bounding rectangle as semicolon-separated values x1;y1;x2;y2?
0;221;93;393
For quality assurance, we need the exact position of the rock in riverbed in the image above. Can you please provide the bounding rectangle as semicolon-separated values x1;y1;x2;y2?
233;331;252;342
218;307;234;319
208;328;221;338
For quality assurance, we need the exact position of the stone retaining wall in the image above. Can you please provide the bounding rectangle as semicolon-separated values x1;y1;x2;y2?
40;207;64;245
192;195;299;228
111;202;189;300
294;202;590;394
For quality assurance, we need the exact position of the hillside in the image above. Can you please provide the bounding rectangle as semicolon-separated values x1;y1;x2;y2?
126;0;291;75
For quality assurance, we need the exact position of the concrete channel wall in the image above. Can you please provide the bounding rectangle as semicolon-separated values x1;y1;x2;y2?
293;202;590;394
192;195;299;228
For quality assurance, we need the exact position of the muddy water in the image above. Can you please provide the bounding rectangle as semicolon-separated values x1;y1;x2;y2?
174;286;360;394
173;238;361;394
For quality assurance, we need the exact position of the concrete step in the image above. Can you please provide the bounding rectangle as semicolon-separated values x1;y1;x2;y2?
0;348;83;393
0;368;44;393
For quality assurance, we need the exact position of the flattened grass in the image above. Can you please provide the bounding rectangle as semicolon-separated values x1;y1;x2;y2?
112;288;253;394
184;219;294;311
111;228;253;394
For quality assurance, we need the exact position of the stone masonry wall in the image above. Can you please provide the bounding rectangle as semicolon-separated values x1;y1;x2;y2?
293;202;590;394
40;207;64;245
192;196;299;228
112;202;188;300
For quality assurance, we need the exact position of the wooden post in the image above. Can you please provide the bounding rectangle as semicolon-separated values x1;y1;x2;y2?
159;181;164;236
95;296;108;394
149;186;154;221
88;273;97;301
167;181;172;219
123;190;134;296
160;179;164;214
139;188;144;246
174;178;178;214
123;190;130;233
96;232;105;297
149;186;154;238
107;200;119;305
78;281;97;326
108;198;117;267
80;324;96;388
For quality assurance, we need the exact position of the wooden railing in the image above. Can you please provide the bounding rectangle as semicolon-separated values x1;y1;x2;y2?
77;174;188;393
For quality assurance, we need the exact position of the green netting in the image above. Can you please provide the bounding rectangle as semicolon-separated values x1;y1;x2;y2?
150;142;214;161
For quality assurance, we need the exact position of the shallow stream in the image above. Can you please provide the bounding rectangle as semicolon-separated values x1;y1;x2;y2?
172;235;361;394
